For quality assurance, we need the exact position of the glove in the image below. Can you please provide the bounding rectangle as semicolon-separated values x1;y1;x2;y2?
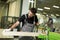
2;28;11;35
3;28;11;32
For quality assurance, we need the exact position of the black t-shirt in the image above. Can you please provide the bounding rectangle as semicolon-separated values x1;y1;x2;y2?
48;18;53;24
18;14;38;26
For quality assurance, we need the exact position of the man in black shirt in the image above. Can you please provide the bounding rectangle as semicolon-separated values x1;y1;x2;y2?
47;16;54;32
18;14;38;28
7;8;39;40
9;8;39;31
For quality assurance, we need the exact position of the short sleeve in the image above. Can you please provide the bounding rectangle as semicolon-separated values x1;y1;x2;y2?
35;15;38;23
18;15;25;22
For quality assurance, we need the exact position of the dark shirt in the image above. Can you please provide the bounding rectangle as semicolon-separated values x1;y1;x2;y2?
18;14;38;26
48;18;53;24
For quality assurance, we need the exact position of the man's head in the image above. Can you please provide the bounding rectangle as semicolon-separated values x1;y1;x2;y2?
48;15;51;18
28;8;37;17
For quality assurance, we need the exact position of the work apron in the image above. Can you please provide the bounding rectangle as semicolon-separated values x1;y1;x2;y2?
19;23;34;40
21;14;35;32
21;23;34;32
19;15;35;40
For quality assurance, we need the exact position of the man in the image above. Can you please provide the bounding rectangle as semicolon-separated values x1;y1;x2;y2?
7;8;39;40
47;15;54;32
9;8;39;31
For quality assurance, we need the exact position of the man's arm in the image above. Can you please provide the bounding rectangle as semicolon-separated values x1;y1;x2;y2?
35;22;40;26
10;21;20;30
35;15;40;26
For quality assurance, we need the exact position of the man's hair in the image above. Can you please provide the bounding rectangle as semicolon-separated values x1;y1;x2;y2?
29;8;37;15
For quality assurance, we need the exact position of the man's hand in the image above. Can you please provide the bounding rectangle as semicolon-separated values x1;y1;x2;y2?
2;28;11;35
3;28;11;32
35;22;40;26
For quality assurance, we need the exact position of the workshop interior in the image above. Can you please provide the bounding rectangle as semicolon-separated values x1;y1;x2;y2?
0;0;60;40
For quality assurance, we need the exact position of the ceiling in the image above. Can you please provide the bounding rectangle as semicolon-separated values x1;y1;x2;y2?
0;0;16;3
0;0;16;7
36;0;60;16
0;0;60;16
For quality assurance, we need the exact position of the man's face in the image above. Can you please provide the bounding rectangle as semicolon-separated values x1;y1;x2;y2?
48;16;51;18
28;10;34;17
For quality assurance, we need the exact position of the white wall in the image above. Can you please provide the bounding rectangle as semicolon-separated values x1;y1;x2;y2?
21;0;30;15
8;0;21;17
0;5;8;22
14;0;21;17
8;1;16;16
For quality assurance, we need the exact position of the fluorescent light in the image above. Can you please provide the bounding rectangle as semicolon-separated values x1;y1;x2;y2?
53;5;60;8
56;14;59;16
37;8;43;11
46;15;48;16
44;7;50;10
51;14;54;16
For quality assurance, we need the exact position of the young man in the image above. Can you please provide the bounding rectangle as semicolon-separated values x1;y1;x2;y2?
9;8;39;32
5;8;39;40
47;15;54;32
